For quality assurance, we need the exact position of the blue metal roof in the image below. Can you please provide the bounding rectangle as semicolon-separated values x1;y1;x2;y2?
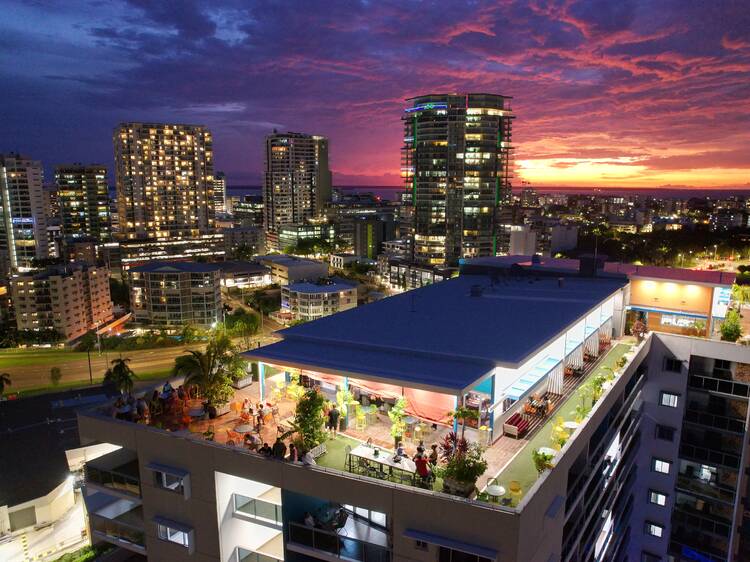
244;274;625;392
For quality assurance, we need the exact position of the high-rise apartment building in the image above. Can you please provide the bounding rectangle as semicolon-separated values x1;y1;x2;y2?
77;257;750;562
113;122;214;239
402;94;514;265
0;153;49;276
214;171;227;215
55;164;111;242
263;132;332;236
128;261;222;328
11;263;113;341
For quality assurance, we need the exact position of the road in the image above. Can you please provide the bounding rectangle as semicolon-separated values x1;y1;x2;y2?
0;330;280;394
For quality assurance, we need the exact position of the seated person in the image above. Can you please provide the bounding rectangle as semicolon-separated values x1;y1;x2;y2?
244;433;259;451
301;449;316;466
394;442;406;459
162;381;174;395
304;512;316;527
259;442;272;456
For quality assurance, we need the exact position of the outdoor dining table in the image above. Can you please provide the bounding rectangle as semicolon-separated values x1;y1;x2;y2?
486;484;506;501
235;423;254;433
348;444;417;479
562;421;580;431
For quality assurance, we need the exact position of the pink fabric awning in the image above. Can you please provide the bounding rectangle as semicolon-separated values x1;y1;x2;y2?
404;388;455;425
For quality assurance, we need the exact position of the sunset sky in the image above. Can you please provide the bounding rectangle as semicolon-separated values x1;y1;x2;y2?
1;0;749;188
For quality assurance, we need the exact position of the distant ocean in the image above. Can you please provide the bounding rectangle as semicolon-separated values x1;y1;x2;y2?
228;185;750;201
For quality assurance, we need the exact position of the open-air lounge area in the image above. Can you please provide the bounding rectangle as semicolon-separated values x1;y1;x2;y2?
102;272;643;508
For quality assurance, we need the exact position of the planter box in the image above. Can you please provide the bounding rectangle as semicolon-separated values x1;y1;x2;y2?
442;477;476;497
310;442;327;459
232;376;253;390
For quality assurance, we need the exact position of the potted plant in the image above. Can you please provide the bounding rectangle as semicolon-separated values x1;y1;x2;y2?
279;388;327;453
572;403;590;423
448;405;480;440
437;433;488;497
388;397;408;447
532;449;554;474
336;388;356;430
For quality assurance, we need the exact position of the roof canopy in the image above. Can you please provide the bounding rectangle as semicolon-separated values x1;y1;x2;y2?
244;274;625;393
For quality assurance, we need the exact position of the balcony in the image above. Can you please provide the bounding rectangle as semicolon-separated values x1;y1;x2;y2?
86;493;145;554
288;521;390;562
90;515;145;551
84;448;141;498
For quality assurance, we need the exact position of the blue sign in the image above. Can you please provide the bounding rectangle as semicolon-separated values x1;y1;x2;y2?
404;103;448;113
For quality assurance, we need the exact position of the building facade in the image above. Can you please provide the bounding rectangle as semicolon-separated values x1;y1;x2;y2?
0;153;49;275
79;258;750;562
280;279;357;323
128;261;222;328
256;255;328;286
402;94;514;266
214;171;227;215
113;122;214;240
11;263;113;341
55;164;111;242
263;132;332;235
223;226;265;258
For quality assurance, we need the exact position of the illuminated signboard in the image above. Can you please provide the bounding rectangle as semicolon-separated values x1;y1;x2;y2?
404;103;448;113
711;286;731;319
11;217;34;224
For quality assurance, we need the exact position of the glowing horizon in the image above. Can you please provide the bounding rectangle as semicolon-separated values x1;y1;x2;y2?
0;1;748;190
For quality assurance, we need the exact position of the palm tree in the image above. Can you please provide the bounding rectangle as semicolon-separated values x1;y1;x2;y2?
0;372;11;397
172;331;245;408
449;405;480;441
103;357;137;395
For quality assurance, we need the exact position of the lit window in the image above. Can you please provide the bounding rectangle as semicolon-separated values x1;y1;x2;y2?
156;518;193;551
652;458;671;475
648;490;667;506
659;392;679;408
147;463;190;498
645;521;663;538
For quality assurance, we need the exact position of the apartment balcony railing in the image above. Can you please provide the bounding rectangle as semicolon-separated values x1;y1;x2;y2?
688;373;750;398
237;548;282;562
679;442;741;470
288;522;391;562
90;514;145;549
676;474;737;504
233;495;282;527
683;408;745;434
85;465;141;497
673;505;732;539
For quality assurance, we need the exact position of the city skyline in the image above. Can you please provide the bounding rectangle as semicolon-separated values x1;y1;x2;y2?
1;1;748;189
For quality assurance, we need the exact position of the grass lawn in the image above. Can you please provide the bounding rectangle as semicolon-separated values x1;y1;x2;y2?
0;347;87;367
316;434;361;471
4;368;172;398
495;342;633;501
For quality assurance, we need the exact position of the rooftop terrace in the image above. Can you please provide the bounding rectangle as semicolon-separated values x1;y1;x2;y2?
96;334;643;510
